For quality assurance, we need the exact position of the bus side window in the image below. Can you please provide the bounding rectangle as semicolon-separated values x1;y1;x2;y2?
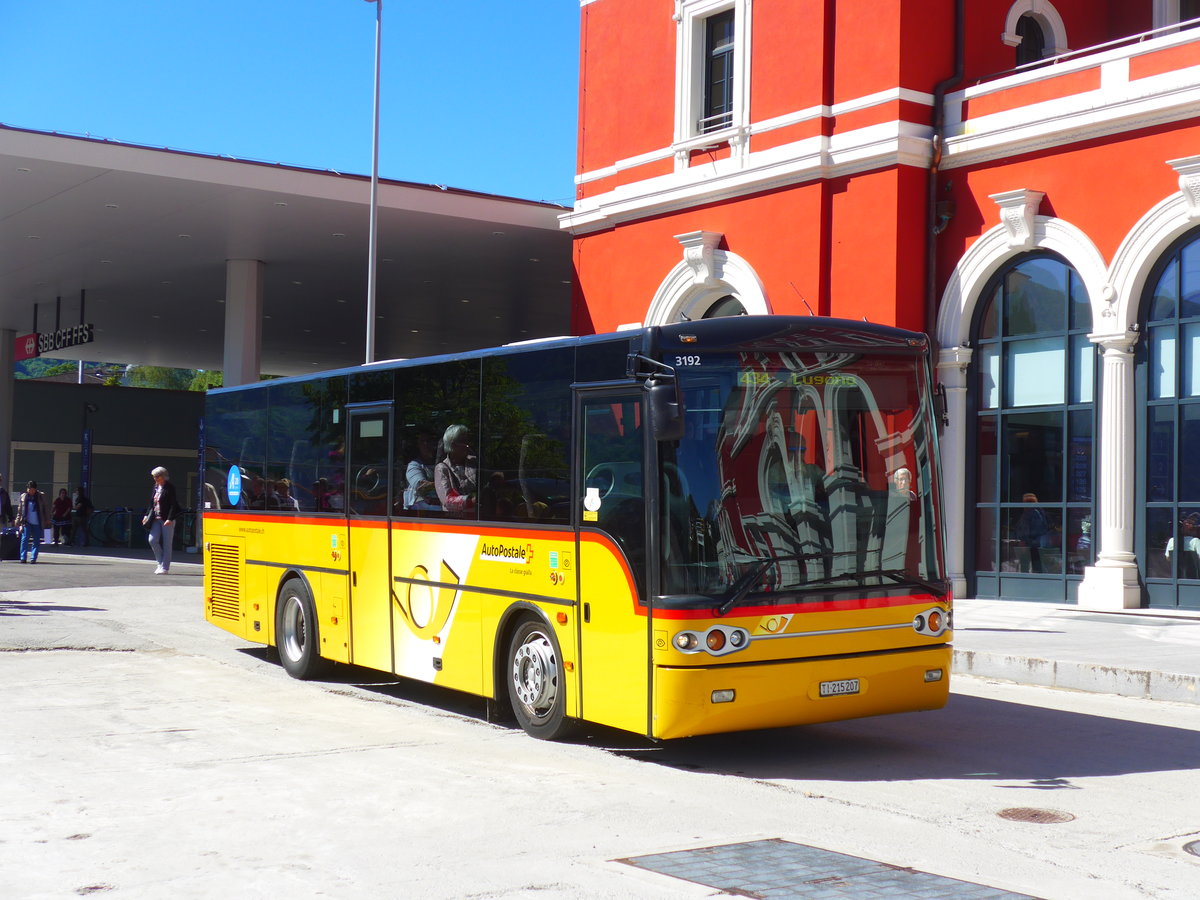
583;398;646;597
481;350;573;523
396;360;481;521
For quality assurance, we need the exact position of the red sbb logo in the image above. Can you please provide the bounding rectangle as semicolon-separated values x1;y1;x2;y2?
14;333;38;361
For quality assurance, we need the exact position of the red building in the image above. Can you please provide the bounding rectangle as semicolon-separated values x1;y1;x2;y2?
563;1;1200;610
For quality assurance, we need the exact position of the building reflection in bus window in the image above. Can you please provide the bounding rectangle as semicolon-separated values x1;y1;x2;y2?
481;349;573;523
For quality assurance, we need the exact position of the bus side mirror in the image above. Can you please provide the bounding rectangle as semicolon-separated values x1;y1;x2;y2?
647;380;685;442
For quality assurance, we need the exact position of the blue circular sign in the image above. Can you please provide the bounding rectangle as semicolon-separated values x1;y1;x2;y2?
226;465;243;507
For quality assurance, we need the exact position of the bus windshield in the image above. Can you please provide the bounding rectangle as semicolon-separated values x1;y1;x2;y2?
659;348;943;603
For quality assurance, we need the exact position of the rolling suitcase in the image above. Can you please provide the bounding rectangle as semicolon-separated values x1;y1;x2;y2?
1;527;19;561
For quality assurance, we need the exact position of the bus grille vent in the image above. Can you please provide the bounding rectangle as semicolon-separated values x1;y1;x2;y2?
208;543;242;621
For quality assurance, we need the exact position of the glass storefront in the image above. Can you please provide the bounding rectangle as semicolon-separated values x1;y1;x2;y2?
971;253;1096;601
1139;230;1200;609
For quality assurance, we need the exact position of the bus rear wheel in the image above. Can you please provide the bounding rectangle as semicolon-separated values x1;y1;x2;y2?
507;618;572;740
276;579;326;680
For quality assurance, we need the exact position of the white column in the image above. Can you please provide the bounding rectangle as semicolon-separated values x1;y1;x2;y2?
0;328;13;481
1078;332;1141;610
223;259;264;386
936;346;972;599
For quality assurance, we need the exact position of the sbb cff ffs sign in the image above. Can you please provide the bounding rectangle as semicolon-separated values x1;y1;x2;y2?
14;324;95;361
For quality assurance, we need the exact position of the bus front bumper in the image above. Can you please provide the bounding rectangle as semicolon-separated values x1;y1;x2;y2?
652;644;952;740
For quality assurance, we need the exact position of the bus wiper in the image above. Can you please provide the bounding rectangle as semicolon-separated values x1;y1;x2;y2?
714;554;809;617
873;569;947;596
714;566;946;612
804;568;945;596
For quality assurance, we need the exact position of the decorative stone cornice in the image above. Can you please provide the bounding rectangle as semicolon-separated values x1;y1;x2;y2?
936;345;973;371
1168;155;1200;220
936;346;973;390
989;189;1045;249
675;230;724;287
1088;329;1139;353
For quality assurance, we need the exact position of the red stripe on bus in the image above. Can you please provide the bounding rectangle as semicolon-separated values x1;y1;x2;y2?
203;510;573;542
644;593;943;621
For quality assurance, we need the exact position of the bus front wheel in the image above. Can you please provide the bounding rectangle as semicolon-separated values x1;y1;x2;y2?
276;580;326;680
507;618;572;740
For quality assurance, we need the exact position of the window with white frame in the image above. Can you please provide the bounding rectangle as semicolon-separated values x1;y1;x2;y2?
1002;1;1068;64
701;10;735;133
1154;0;1200;30
674;0;750;146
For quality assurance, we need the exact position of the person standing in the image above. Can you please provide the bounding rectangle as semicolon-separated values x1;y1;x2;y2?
15;481;50;564
142;466;181;574
50;488;72;544
71;488;94;546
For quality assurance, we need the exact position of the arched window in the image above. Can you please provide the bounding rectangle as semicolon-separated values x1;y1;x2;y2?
1003;1;1068;66
971;253;1095;602
701;295;747;318
1015;14;1047;66
644;235;769;327
1139;228;1200;608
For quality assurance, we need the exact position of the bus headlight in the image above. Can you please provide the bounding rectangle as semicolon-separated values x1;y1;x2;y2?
674;632;699;651
673;626;751;656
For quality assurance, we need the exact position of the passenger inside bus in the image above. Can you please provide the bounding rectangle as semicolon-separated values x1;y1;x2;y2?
435;424;478;515
404;428;442;512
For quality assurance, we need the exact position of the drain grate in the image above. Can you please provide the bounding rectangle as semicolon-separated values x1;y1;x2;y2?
998;807;1076;824
619;838;1039;899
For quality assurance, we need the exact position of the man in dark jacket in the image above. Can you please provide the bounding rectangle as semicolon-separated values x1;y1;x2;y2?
142;466;182;574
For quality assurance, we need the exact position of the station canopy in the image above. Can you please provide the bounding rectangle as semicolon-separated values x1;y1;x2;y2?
0;125;573;377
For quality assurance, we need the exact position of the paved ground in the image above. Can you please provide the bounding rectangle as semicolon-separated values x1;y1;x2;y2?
0;543;203;589
3;557;1200;898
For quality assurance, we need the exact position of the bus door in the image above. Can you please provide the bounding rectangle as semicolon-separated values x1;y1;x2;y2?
345;404;394;673
576;390;651;735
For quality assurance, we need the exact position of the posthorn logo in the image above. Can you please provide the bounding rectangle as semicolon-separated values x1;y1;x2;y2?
480;541;534;564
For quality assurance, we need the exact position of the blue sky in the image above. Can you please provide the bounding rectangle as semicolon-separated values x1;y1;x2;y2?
0;0;581;205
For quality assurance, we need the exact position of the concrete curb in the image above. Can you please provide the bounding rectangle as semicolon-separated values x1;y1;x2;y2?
953;648;1200;705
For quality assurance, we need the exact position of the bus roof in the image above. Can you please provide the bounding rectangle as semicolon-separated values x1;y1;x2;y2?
208;315;928;396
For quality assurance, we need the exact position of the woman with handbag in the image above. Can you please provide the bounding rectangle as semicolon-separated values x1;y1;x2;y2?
143;466;182;574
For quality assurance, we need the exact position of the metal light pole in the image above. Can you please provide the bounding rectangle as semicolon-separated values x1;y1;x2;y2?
364;0;382;364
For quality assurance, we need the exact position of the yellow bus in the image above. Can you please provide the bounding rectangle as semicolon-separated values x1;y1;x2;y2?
203;316;951;740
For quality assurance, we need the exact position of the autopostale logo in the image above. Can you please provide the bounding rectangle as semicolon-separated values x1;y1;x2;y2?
479;541;534;564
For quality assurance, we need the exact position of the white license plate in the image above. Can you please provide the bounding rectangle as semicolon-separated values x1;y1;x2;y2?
819;678;860;697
